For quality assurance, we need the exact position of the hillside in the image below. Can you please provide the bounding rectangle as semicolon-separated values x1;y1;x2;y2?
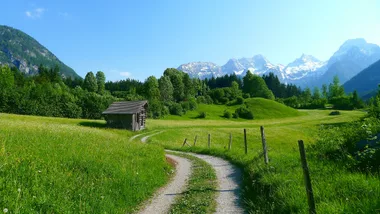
0;25;80;79
344;59;380;95
163;98;303;120
0;113;170;213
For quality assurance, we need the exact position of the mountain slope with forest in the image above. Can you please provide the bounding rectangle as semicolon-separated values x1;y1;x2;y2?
0;25;79;79
343;59;380;95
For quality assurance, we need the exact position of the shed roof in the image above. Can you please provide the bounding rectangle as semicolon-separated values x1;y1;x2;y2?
102;100;148;115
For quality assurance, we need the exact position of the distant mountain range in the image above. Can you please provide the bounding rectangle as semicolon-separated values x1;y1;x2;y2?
177;38;380;89
0;25;79;79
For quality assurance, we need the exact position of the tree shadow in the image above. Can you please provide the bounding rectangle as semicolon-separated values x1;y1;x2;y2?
79;121;107;128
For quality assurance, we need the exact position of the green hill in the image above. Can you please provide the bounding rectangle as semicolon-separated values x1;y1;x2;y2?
0;25;80;79
164;98;304;120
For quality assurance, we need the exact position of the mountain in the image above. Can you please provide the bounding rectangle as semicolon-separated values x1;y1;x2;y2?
177;38;380;89
315;38;380;87
0;25;79;79
343;59;380;95
178;54;324;83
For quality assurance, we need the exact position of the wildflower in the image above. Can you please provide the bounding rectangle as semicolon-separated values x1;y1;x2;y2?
17;188;21;192
38;170;42;173
3;208;8;213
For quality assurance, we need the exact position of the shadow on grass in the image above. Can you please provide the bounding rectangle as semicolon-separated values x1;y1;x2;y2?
79;121;107;128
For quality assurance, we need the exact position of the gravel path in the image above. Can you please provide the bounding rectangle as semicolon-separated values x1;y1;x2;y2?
140;131;164;143
169;151;244;214
134;132;244;214
138;154;192;214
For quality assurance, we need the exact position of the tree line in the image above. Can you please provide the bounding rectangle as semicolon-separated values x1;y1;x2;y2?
0;64;366;120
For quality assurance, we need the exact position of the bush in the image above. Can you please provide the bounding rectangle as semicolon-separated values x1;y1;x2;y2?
236;97;244;104
188;98;198;110
223;110;232;119
243;93;250;99
233;113;239;118
181;101;190;112
219;97;229;104
169;103;183;116
198;111;206;118
329;111;341;116
235;107;254;119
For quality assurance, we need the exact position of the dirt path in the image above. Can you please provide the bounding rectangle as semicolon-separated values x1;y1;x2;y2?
133;132;244;214
140;131;163;143
169;151;244;214
137;154;192;214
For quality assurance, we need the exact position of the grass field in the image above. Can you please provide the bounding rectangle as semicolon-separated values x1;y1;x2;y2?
147;109;380;213
163;98;304;120
0;114;171;213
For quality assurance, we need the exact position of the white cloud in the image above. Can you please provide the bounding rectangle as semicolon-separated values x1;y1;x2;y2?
25;8;45;19
120;72;132;77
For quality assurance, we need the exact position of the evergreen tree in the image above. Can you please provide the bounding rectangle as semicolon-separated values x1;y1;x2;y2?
322;84;328;99
243;70;274;100
96;71;106;94
312;87;321;100
144;76;160;101
83;72;98;92
328;76;345;99
158;76;174;102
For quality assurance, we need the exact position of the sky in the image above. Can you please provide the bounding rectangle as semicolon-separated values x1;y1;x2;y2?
1;0;380;81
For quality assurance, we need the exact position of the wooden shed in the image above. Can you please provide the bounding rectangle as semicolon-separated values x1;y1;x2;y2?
102;100;148;131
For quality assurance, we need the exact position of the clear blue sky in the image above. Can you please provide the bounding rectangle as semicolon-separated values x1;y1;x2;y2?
2;0;380;81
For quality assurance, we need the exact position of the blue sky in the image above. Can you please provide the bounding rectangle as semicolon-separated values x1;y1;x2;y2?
1;0;380;81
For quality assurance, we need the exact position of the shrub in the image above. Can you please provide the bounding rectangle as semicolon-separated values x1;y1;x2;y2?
232;112;239;118
219;97;229;104
169;103;183;116
188;98;198;110
181;101;190;112
198;111;206;118
236;97;244;104
329;111;341;116
223;110;232;119
235;107;254;119
243;93;250;99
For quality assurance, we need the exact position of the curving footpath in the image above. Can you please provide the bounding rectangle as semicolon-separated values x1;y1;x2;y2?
135;132;244;214
138;154;192;214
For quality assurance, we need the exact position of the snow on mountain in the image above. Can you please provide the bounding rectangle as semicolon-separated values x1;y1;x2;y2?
176;38;380;88
177;62;222;79
284;54;326;80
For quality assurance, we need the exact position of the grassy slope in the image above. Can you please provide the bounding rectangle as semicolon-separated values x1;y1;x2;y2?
147;109;380;213
0;114;170;213
163;98;304;120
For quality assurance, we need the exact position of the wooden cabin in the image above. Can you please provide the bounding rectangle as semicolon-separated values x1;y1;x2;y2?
102;100;148;131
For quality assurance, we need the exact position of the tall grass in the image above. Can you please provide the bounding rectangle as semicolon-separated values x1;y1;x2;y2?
147;110;380;213
0;114;171;213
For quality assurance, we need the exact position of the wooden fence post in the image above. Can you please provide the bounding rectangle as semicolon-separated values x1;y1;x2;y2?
208;134;211;149
182;138;188;147
228;133;232;151
193;135;198;146
298;140;316;214
261;126;269;164
244;129;247;154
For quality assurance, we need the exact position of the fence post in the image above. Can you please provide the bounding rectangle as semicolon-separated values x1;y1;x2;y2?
244;129;247;154
261;126;269;164
298;140;316;214
193;135;198;146
208;134;211;149
182;138;188;147
228;133;232;150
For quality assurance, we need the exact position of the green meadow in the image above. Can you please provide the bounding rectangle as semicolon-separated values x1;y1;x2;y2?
0;114;171;213
1;97;379;213
146;99;380;213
